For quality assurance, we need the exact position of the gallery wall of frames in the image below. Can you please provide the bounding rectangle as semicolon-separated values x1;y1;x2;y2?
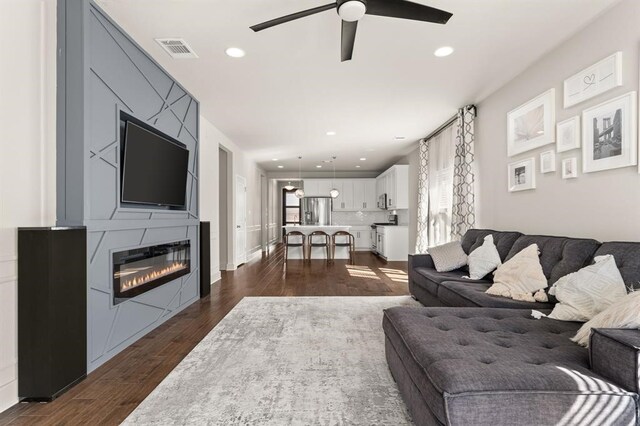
506;52;638;192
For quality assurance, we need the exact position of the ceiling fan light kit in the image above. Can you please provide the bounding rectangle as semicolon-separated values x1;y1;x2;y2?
251;0;452;62
338;0;366;22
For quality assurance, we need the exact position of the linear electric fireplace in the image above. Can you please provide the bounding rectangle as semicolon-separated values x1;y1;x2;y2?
113;240;191;304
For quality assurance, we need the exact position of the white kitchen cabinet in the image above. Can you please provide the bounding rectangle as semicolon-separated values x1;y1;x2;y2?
374;226;409;261
334;180;351;211
303;179;333;197
304;179;379;211
364;179;377;211
351;226;372;251
376;165;409;210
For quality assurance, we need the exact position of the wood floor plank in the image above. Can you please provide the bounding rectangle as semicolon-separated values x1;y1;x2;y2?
0;248;408;425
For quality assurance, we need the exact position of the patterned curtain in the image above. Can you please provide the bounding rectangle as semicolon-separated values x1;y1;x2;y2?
451;105;477;240
415;138;430;253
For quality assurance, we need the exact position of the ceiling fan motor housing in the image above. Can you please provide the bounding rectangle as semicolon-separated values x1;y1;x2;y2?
337;0;367;22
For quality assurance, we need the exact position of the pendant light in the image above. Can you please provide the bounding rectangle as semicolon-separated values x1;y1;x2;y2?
329;156;340;198
294;156;305;199
283;181;295;191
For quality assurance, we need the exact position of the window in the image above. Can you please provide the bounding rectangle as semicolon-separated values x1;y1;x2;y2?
427;124;455;247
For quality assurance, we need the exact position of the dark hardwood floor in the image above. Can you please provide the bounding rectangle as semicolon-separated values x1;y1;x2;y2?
0;245;409;425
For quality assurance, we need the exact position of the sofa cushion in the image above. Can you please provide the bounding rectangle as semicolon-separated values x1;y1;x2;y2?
506;235;600;284
439;281;555;310
413;267;491;297
383;307;638;426
595;242;640;290
461;229;523;261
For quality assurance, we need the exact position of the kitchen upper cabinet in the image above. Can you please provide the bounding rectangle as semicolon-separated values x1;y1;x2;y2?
364;179;377;211
303;179;333;197
376;165;409;210
303;179;378;211
334;180;350;211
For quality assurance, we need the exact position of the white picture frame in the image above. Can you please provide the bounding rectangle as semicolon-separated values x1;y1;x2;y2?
562;157;578;179
507;89;555;157
582;91;637;173
556;116;581;153
540;150;556;173
508;158;536;192
564;52;623;108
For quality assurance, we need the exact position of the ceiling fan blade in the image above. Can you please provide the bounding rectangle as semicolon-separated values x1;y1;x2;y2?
250;3;336;32
341;20;358;62
365;0;452;24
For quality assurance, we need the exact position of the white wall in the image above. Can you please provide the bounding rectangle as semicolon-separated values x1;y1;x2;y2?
200;117;266;273
476;0;640;242
0;0;57;412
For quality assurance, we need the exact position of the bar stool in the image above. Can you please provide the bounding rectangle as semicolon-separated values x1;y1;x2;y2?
284;231;306;262
332;231;355;263
307;231;331;261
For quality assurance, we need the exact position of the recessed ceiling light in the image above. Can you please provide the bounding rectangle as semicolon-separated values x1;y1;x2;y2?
360;157;367;161
316;165;322;168
271;158;279;161
225;47;246;58
277;165;284;169
434;46;454;57
326;131;337;136
355;165;361;168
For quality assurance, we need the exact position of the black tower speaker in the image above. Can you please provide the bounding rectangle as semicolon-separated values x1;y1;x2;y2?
18;227;87;401
200;221;211;298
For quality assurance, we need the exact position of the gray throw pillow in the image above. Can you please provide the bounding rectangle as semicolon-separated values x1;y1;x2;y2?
428;241;468;272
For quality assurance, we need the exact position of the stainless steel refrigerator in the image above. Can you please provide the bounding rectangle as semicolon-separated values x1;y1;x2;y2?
301;197;332;226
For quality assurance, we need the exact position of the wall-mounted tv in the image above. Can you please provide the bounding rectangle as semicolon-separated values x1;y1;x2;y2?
120;112;190;209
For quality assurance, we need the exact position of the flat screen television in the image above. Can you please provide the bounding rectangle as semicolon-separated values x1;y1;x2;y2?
120;113;190;208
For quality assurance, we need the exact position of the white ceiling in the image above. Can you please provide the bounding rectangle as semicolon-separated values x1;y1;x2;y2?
97;0;619;172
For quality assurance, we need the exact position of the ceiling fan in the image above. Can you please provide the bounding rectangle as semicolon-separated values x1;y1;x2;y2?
250;0;453;62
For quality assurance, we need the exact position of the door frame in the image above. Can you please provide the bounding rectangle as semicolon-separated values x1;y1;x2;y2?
235;174;247;267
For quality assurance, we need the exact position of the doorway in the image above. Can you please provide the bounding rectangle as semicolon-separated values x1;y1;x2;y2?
282;188;301;237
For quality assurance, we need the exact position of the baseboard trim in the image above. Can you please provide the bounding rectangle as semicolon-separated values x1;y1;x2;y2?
211;271;222;284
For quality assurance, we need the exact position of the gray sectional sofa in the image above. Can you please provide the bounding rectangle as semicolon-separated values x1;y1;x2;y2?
386;229;640;425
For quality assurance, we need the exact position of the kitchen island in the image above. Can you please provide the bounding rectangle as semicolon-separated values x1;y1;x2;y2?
283;225;352;260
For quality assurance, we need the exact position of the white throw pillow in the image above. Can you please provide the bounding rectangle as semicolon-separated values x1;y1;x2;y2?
466;235;502;280
548;255;627;322
572;290;640;347
428;241;468;273
486;244;548;302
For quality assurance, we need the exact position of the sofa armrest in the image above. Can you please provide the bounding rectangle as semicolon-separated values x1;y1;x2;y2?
408;254;435;271
589;328;640;393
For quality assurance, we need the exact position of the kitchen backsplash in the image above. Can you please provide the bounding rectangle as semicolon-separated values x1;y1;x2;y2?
332;210;409;226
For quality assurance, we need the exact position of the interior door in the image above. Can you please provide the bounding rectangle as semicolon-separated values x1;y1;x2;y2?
235;175;247;266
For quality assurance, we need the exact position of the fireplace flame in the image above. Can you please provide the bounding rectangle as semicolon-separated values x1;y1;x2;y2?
120;262;187;292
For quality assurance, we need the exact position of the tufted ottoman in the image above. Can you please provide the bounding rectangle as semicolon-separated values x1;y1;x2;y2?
383;307;639;426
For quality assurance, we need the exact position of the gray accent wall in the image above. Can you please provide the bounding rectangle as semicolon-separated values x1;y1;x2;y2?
58;0;200;372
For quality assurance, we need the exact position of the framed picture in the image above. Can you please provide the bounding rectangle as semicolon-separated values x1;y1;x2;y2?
582;91;637;173
564;52;623;108
508;158;536;192
562;157;578;179
556;116;581;152
540;150;556;173
507;89;555;157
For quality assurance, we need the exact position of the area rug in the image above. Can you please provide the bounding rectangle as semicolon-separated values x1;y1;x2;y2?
123;296;418;425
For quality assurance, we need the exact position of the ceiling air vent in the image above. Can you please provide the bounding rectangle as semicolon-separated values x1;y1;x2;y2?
155;38;198;59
